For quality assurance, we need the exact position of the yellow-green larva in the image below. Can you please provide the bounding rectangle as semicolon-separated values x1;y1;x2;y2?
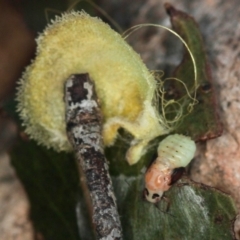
144;134;196;203
17;11;169;165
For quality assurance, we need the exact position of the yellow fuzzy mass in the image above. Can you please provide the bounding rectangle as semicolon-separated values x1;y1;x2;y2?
17;11;162;153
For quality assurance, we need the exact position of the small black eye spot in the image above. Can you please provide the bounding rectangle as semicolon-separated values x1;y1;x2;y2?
201;83;212;92
144;188;149;196
170;167;185;185
152;193;160;199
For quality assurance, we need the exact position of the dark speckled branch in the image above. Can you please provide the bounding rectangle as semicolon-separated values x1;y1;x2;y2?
65;73;122;240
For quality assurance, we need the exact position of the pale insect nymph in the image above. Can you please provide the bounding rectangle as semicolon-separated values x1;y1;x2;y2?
144;134;196;203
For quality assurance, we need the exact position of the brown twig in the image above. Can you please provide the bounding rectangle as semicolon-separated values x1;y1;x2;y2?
65;73;122;240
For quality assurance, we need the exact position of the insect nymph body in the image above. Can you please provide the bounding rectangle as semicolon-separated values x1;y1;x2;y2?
144;134;196;203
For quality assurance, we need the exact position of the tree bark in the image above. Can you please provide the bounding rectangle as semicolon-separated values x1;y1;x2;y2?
65;73;122;240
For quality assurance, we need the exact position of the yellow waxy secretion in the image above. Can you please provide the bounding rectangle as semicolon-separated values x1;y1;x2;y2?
17;11;169;164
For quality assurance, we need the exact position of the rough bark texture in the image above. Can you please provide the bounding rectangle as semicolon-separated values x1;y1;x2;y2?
0;154;34;240
65;73;122;240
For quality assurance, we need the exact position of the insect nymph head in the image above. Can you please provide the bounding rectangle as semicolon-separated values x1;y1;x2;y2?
144;134;196;203
144;161;172;203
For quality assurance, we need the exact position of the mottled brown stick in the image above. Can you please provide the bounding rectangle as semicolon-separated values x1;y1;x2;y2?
65;73;122;240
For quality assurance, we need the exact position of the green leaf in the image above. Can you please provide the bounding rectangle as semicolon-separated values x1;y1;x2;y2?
163;4;222;141
106;134;236;240
10;138;94;240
